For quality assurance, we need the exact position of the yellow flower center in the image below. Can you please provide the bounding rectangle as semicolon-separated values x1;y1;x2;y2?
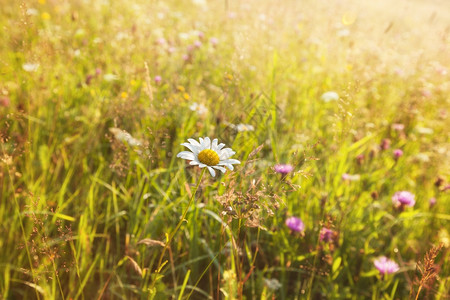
197;149;220;166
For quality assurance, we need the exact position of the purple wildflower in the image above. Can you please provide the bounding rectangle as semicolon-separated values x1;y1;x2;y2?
210;37;219;46
393;149;403;160
285;217;304;233
392;123;404;131
392;191;415;208
194;40;202;48
157;37;167;46
154;75;162;84
319;227;335;243
374;256;399;276
168;47;176;54
274;164;294;175
342;173;360;181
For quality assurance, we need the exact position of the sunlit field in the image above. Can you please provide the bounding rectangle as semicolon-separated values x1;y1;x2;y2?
1;0;449;299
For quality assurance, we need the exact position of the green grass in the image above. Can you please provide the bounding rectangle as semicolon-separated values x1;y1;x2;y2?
1;0;449;299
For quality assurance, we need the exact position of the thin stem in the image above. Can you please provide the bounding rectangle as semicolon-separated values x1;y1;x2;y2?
306;230;322;300
69;240;83;300
1;143;40;300
152;168;206;285
52;259;65;300
414;285;423;300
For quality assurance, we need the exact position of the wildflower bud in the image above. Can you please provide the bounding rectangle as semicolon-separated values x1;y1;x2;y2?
0;97;10;107
85;74;93;85
356;154;364;165
393;149;403;160
434;176;444;188
369;147;379;159
71;11;78;21
371;191;379;200
429;197;436;208
380;138;391;151
154;75;162;84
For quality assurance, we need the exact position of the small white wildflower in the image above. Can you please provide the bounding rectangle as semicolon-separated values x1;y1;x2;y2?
415;153;430;162
189;102;208;115
22;63;39;72
264;278;282;291
178;32;190;40
415;127;434;135
321;91;339;102
74;29;85;38
103;74;119;82
236;123;255;132
26;8;38;16
109;128;142;147
337;29;350;37
342;173;361;181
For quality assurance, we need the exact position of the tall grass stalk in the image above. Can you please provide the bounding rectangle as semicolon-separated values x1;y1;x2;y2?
151;168;206;293
1;143;40;300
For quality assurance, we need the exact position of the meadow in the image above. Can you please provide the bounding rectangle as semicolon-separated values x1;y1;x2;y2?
1;0;449;299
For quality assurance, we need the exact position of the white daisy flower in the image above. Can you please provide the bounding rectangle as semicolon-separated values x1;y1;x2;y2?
320;91;339;102
177;137;240;177
22;63;39;72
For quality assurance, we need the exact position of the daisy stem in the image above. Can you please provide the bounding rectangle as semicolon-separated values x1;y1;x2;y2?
155;168;206;274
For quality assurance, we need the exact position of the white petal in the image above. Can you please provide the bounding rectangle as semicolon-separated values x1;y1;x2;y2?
221;159;240;165
204;137;211;149
219;163;234;170
212;139;218;151
212;165;227;173
187;138;201;147
219;148;235;159
190;160;200;165
177;151;196;160
198;163;207;168
207;166;216;177
181;143;201;154
217;143;225;150
222;148;235;154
